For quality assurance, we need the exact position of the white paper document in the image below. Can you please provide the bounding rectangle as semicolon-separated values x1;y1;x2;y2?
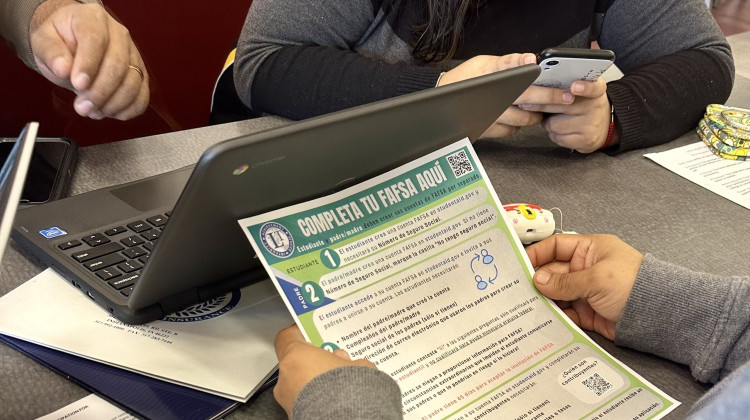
0;269;293;401
239;139;678;419
36;394;136;420
645;141;750;210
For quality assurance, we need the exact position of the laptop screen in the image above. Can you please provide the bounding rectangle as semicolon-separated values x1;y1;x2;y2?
0;122;38;266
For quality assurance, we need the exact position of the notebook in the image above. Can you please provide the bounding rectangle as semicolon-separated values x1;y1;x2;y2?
0;122;38;266
11;65;540;324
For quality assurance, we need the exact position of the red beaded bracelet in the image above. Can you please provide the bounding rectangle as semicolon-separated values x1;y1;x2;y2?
600;104;615;149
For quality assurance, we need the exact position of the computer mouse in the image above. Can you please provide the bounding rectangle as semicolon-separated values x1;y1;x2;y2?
502;203;556;244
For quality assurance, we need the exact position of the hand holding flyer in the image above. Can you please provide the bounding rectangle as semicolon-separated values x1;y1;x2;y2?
239;139;677;419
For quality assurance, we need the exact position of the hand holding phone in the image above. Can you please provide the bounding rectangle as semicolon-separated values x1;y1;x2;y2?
533;48;615;88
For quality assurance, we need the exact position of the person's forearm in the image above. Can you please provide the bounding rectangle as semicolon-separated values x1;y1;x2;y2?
293;366;403;419
233;0;444;119
1;0;48;65
0;0;102;69
240;45;442;120
599;0;734;152
615;254;750;384
607;48;734;152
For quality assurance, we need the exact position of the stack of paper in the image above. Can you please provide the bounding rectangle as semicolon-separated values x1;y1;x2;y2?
0;269;292;405
645;142;750;211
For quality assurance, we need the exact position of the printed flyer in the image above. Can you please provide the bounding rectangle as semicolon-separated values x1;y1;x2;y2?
239;139;678;419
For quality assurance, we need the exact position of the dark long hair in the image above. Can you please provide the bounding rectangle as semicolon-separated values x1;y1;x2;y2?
412;0;483;63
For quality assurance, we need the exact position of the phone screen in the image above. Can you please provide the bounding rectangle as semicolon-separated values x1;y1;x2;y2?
0;139;70;203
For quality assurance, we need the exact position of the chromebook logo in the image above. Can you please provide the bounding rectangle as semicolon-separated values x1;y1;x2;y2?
233;164;249;175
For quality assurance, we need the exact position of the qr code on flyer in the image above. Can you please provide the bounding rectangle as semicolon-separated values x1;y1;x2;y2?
446;150;474;178
582;372;614;397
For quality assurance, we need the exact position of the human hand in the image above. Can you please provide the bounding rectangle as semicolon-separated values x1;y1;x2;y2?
518;79;613;153
438;54;546;138
30;0;149;120
273;324;377;416
524;234;643;340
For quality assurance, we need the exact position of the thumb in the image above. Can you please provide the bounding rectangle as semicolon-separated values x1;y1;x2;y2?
332;349;352;360
533;269;590;302
493;53;537;72
32;23;75;82
274;324;306;360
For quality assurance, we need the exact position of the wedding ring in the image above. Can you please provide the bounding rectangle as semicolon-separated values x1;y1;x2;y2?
128;64;144;81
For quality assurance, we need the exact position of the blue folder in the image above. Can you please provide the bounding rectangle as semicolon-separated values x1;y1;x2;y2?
0;334;277;420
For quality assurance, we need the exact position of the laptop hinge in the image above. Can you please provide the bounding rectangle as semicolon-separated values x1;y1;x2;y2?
158;269;267;316
158;288;202;317
197;268;268;301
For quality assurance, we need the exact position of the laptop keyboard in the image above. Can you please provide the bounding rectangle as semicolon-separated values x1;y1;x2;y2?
56;211;171;297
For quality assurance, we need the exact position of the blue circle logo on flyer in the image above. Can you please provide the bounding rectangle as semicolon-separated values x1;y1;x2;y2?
39;227;67;239
259;222;295;258
163;290;241;322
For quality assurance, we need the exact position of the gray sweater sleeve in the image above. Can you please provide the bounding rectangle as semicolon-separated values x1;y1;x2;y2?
1;0;47;67
233;0;442;119
615;254;750;384
292;255;750;418
293;366;403;419
1;0;103;70
598;0;734;152
235;0;733;148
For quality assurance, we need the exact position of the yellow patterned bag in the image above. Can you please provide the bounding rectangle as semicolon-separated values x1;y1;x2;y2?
696;104;750;161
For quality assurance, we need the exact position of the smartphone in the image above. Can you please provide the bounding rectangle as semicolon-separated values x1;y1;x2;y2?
0;136;77;206
533;48;615;88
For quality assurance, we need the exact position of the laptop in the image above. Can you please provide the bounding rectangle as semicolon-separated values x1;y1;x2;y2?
1;122;38;267
12;65;540;324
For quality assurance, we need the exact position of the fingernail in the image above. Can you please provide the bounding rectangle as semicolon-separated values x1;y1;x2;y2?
518;103;533;110
524;55;536;65
75;99;94;116
89;110;104;120
563;92;574;103
535;270;550;285
73;73;91;91
571;82;584;94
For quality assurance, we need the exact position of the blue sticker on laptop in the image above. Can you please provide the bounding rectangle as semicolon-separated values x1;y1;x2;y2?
39;227;67;239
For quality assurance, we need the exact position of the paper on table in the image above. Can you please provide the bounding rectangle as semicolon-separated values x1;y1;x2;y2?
645;142;750;210
240;138;679;419
0;269;292;402
36;394;136;420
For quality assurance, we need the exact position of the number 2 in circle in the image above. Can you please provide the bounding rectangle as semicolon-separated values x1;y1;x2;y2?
301;281;325;307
